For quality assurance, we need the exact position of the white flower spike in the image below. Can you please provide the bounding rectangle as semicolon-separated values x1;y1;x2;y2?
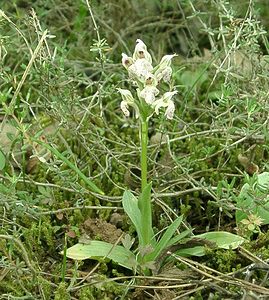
119;39;178;120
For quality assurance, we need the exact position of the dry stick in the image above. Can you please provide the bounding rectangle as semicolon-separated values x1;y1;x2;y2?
239;246;269;268
69;274;193;292
0;234;36;274
8;30;48;112
0;174;122;201
37;206;123;216
1;29;48;157
169;253;269;295
0;10;33;56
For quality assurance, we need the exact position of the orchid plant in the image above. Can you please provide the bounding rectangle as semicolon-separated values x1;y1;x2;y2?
119;39;178;246
65;39;245;275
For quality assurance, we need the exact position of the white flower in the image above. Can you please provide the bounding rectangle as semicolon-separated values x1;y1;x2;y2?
120;101;130;117
164;100;175;120
139;75;159;104
154;54;177;83
154;91;177;119
158;54;177;68
139;85;159;105
156;66;172;83
133;39;152;64
122;53;134;69
117;88;134;103
132;58;153;81
117;88;139;118
119;39;178;120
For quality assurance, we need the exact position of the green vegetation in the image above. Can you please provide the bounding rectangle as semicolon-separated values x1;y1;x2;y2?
1;0;269;299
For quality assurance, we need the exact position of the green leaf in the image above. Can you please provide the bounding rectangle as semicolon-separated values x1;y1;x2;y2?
166;229;192;248
65;241;136;270
236;172;269;225
176;246;206;257
0;150;5;170
196;231;245;250
146;215;183;261
122;190;143;246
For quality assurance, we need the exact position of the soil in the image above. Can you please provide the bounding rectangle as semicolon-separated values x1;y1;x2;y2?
82;217;124;244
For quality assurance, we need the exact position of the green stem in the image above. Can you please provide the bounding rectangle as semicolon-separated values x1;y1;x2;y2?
139;118;153;248
140;119;148;192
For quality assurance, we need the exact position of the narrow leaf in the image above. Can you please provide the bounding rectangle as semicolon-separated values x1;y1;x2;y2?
65;241;136;270
166;229;192;248
122;190;143;245
146;215;183;261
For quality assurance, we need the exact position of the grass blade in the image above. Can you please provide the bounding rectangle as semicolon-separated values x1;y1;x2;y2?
32;138;104;195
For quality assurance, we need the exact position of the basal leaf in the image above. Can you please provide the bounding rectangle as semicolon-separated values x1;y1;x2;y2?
122;190;143;245
166;229;192;248
146;215;183;261
196;231;244;250
176;246;206;257
65;241;136;270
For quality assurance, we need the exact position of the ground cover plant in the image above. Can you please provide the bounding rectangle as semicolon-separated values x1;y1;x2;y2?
1;0;269;299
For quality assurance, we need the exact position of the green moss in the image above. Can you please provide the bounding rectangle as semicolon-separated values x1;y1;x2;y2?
37;276;52;299
78;287;95;300
54;282;71;300
77;277;125;300
0;278;24;296
206;249;241;273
